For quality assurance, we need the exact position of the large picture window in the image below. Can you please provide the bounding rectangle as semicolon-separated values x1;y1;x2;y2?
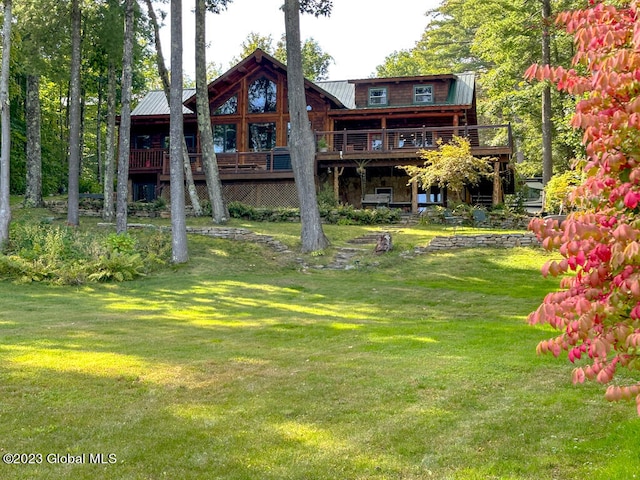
414;85;433;104
213;124;237;153
248;77;277;113
368;87;387;106
249;123;276;151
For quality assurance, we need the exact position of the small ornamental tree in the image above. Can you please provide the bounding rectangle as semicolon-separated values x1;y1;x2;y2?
400;136;493;204
525;1;640;413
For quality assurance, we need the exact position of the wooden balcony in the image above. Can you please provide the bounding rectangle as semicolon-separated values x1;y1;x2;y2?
314;124;513;167
128;124;513;176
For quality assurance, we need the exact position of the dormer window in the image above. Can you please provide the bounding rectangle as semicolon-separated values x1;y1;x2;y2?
368;87;387;106
414;85;433;104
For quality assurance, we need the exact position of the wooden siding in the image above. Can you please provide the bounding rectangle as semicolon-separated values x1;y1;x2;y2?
354;79;452;108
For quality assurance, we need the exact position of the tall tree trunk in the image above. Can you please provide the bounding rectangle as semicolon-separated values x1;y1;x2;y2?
67;0;82;226
541;0;553;185
96;77;103;184
103;61;117;222
170;0;188;263
116;0;134;233
145;0;203;217
0;0;12;246
283;0;329;252
25;74;43;208
195;0;227;223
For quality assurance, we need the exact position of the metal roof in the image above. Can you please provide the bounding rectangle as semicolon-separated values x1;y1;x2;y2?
449;72;475;106
131;89;196;116
314;81;356;109
130;72;475;116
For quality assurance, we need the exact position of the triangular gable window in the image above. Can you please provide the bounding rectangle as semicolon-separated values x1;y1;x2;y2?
215;95;238;115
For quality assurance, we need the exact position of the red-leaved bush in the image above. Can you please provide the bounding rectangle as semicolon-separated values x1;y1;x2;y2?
525;1;640;413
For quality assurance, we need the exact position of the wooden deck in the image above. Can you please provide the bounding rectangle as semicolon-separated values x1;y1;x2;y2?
129;124;513;177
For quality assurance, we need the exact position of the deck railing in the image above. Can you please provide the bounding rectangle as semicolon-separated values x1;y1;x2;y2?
314;124;512;155
129;124;512;174
156;149;292;175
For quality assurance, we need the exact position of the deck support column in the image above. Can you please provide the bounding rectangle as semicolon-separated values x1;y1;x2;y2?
333;167;343;202
411;180;418;214
492;161;502;206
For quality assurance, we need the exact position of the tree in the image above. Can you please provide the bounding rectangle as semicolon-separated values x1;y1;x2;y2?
196;0;229;224
116;0;135;233
525;1;640;413
275;36;333;81
541;0;553;185
376;0;584;178
170;0;188;263
234;32;333;81
283;0;330;252
400;136;493;204
144;0;203;217
67;0;82;226
0;0;12;246
103;61;117;222
24;74;43;208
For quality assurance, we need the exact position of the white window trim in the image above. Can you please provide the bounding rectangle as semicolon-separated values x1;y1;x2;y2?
414;85;434;104
368;87;388;106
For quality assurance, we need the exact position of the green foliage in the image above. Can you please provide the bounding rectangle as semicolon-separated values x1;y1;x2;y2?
0;222;170;285
543;168;582;214
227;201;401;225
401;136;493;197
234;32;333;81
376;0;585;170
105;232;137;254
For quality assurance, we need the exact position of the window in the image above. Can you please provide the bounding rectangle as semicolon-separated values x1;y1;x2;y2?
213;124;237;153
163;135;196;152
414;85;433;104
184;135;196;152
368;87;387;106
215;95;238;115
248;77;277;113
249;123;276;151
134;135;151;149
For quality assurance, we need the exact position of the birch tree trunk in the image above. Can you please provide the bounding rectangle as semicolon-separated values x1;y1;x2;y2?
170;0;189;263
144;0;202;217
116;0;134;233
25;74;43;208
283;0;329;252
195;0;227;223
67;0;82;226
103;61;117;222
0;0;12;246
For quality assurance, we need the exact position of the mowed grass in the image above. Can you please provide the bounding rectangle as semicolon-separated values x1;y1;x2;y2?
1;222;639;479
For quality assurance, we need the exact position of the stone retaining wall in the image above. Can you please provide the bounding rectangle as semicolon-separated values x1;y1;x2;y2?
417;233;540;253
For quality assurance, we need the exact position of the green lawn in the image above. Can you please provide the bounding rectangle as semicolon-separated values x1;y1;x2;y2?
1;220;639;479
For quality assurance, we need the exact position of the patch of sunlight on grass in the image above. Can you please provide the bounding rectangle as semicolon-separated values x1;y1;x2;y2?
330;322;363;331
0;320;17;325
4;345;148;376
368;334;438;345
231;356;270;365
275;421;347;449
168;404;222;427
207;248;229;257
2;345;206;388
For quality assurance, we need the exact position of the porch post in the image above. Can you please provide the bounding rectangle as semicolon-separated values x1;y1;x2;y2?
411;181;418;214
333;167;343;202
492;161;502;206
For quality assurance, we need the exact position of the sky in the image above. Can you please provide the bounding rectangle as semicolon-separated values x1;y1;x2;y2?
158;0;442;82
